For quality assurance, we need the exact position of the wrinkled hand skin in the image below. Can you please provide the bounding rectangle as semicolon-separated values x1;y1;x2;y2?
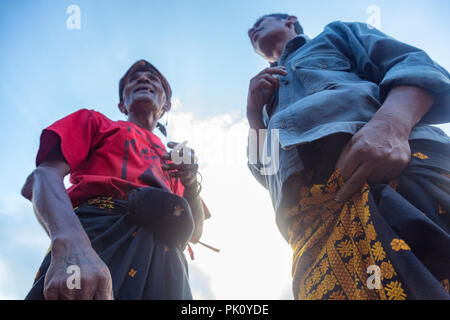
247;66;287;129
44;237;114;300
335;85;435;202
335;119;411;202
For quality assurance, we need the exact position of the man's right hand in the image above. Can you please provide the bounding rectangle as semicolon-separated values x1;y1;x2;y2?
246;67;287;128
44;236;114;300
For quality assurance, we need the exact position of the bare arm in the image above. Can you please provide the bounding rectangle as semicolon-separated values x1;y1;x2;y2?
183;185;205;243
371;85;435;136
22;144;113;300
22;146;87;241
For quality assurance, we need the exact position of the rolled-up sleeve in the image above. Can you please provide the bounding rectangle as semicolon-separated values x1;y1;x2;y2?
326;21;450;124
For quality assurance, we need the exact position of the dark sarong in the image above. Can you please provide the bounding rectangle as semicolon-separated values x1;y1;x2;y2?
25;197;192;300
280;135;450;300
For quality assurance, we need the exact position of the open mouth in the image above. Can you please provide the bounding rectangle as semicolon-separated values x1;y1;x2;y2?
134;86;155;94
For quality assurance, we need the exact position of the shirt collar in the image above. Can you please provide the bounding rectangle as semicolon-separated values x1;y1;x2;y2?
277;34;309;66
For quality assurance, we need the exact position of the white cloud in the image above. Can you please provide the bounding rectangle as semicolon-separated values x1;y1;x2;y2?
0;193;49;249
435;123;450;136
167;102;293;300
0;259;20;300
0;193;29;220
0;193;50;300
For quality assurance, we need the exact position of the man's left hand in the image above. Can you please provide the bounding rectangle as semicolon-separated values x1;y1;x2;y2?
335;118;411;202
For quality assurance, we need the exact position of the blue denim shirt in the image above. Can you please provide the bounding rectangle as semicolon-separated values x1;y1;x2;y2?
248;21;450;212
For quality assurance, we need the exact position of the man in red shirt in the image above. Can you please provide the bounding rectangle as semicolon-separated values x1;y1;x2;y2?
21;60;209;300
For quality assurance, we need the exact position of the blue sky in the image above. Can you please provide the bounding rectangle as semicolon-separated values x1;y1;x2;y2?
0;0;449;299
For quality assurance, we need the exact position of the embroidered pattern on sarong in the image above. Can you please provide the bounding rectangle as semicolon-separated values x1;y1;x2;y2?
86;197;115;211
283;170;407;300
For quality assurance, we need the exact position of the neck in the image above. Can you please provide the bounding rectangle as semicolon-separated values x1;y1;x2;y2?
127;111;158;132
269;33;297;63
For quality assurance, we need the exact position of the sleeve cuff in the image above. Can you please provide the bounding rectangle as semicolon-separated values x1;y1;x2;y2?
380;62;450;124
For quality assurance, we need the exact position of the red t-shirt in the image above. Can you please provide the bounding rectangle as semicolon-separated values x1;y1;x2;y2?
36;109;185;207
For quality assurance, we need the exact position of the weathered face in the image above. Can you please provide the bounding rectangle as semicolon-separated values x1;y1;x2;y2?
120;70;167;117
248;16;296;62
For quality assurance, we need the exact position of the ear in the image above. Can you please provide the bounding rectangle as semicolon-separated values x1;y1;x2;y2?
159;93;169;117
158;103;169;119
285;15;298;29
118;101;128;115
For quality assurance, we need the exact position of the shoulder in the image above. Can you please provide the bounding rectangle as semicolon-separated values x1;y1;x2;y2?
47;109;120;137
312;21;352;41
323;21;371;33
80;108;112;122
70;108;116;127
325;21;367;29
323;20;347;32
324;21;387;37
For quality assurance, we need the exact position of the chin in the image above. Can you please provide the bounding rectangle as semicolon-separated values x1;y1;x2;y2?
258;30;284;54
129;96;160;114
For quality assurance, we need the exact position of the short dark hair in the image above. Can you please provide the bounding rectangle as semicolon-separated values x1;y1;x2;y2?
119;59;172;112
254;13;303;35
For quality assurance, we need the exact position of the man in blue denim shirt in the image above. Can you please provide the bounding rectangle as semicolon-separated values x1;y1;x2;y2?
246;14;450;299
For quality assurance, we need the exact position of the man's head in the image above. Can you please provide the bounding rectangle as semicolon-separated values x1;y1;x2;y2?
248;14;302;63
118;60;172;119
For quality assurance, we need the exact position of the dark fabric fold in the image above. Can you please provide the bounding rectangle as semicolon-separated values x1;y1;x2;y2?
25;197;192;300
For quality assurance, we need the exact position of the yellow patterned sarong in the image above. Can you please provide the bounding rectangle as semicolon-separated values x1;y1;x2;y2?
283;170;409;300
274;137;450;300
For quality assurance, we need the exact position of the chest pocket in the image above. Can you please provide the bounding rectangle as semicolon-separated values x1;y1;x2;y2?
293;53;357;94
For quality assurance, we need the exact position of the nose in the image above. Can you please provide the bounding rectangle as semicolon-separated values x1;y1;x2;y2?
248;27;254;39
136;74;151;83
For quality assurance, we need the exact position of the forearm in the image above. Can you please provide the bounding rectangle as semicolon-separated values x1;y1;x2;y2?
372;85;435;137
22;166;113;300
335;85;435;201
28;167;91;246
247;105;267;131
184;185;204;243
247;107;268;166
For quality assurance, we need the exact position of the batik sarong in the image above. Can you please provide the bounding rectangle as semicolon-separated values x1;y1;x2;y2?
280;137;450;300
